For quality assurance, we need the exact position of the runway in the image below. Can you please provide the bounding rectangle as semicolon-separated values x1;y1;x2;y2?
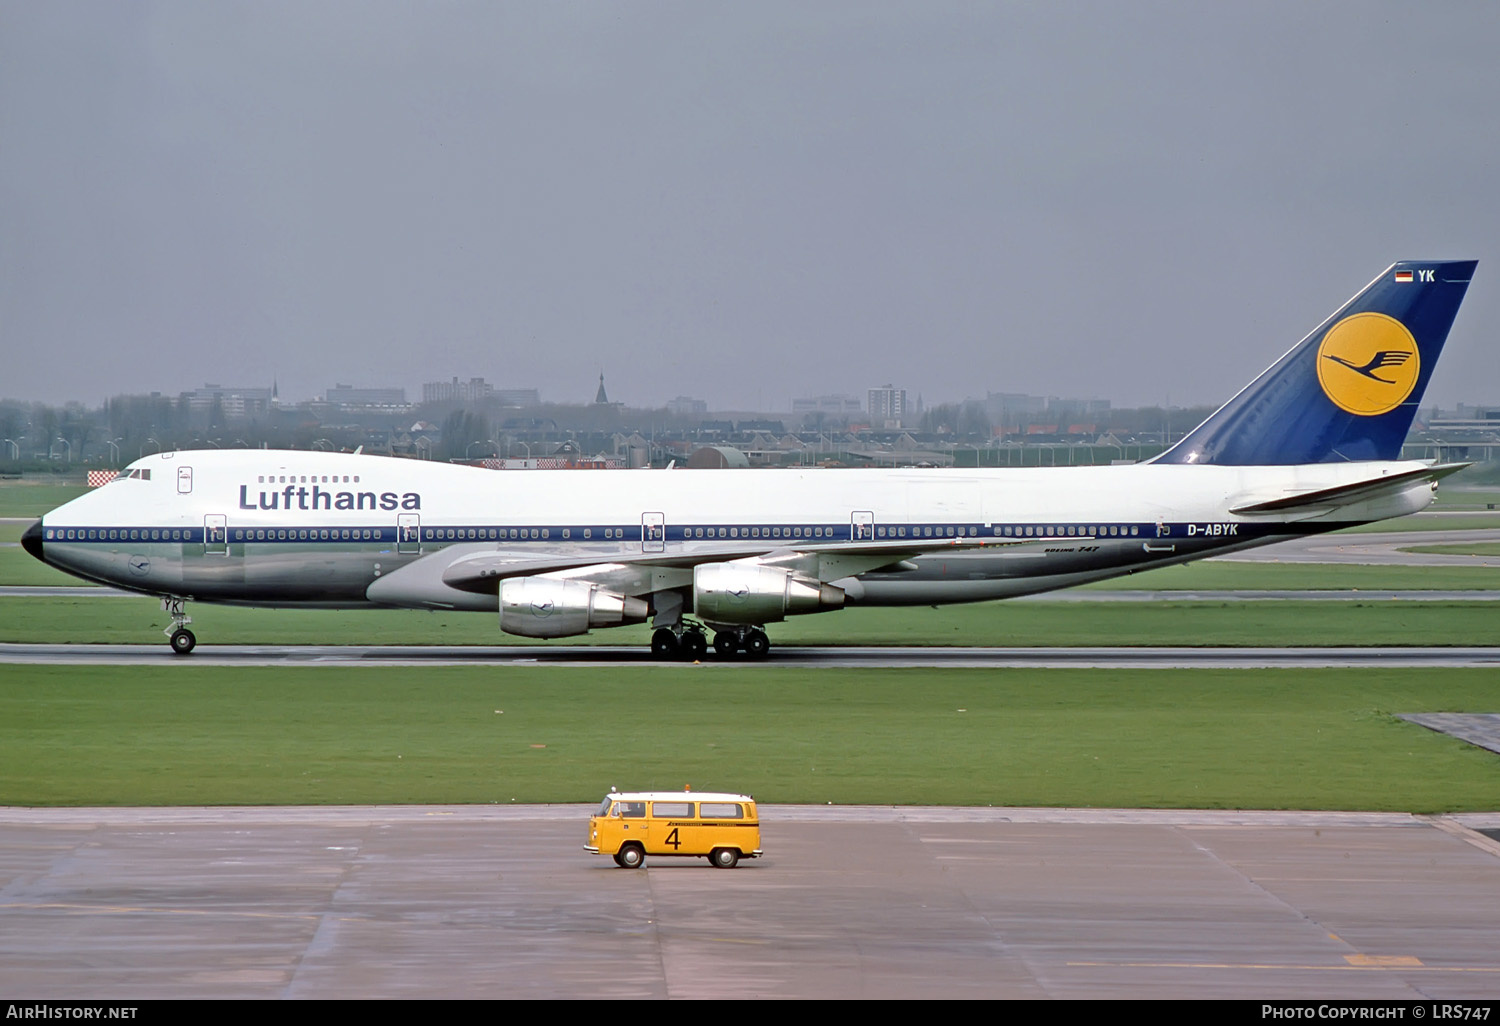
3;804;1499;1000
1219;528;1500;566
4;642;1500;668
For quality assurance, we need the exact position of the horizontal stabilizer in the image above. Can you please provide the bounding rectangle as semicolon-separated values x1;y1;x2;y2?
1228;462;1469;515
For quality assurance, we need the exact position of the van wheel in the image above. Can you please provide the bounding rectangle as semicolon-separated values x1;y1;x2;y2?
618;843;645;869
710;847;739;869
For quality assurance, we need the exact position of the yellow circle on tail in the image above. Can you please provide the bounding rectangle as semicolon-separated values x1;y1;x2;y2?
1315;312;1420;416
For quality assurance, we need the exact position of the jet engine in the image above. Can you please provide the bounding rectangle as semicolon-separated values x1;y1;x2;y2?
693;562;844;624
500;577;649;638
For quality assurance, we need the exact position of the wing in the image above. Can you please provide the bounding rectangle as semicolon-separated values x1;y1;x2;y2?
365;533;1078;610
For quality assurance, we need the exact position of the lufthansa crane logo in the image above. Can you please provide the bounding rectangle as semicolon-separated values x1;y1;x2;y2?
1315;312;1420;416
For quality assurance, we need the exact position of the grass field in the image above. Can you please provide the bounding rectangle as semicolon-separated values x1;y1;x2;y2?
3;594;1497;647
1339;514;1500;532
0;483;88;518
1079;560;1500;590
1401;542;1500;558
2;665;1497;810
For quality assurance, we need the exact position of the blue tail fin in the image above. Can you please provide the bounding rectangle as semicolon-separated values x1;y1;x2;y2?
1155;261;1476;465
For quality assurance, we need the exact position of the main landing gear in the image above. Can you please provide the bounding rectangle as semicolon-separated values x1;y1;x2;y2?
162;597;196;655
649;623;771;661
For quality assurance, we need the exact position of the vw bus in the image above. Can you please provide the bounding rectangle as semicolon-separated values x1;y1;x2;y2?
585;790;761;868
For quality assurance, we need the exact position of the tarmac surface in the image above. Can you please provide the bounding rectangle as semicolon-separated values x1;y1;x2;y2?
3;805;1500;1000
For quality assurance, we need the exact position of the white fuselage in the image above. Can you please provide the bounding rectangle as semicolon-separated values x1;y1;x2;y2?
34;449;1436;613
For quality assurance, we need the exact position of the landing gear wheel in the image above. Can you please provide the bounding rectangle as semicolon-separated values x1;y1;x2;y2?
710;847;740;869
713;632;738;659
743;629;770;659
651;628;680;659
169;628;196;656
680;630;708;661
618;844;645;869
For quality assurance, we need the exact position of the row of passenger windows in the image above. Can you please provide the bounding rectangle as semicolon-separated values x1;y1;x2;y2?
1000;525;1141;538
687;525;837;539
49;523;1148;543
257;475;360;484
47;527;189;541
233;528;382;541
424;527;627;541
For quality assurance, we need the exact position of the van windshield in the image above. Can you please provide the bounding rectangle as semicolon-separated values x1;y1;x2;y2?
596;798;613;816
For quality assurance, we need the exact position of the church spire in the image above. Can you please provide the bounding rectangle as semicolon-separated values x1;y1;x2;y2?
594;372;609;405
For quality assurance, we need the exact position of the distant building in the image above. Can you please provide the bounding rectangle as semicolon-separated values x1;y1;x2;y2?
594;373;610;405
494;388;541;408
792;394;862;415
179;384;275;418
984;392;1109;429
867;385;908;427
323;383;408;406
424;377;494;404
666;396;708;416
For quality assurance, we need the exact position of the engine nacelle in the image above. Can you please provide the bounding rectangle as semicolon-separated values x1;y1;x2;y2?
499;577;649;638
693;563;845;624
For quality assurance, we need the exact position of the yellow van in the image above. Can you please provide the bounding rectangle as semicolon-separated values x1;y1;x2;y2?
585;790;762;869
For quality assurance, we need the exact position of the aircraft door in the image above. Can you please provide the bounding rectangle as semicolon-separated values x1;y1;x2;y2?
642;512;665;553
177;466;193;494
851;510;875;541
203;514;227;555
397;513;421;554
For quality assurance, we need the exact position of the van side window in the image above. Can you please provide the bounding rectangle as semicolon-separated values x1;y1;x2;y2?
618;802;646;818
651;802;693;818
699;803;743;819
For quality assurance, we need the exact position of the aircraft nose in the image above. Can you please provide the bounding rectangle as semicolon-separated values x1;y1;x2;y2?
21;520;44;562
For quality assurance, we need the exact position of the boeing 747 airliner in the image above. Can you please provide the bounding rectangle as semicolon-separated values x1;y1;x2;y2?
22;261;1478;658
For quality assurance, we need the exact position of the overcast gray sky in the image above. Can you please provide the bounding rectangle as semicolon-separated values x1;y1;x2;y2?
3;1;1498;411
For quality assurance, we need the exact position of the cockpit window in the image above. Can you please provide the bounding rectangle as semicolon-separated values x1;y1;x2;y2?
121;469;152;481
